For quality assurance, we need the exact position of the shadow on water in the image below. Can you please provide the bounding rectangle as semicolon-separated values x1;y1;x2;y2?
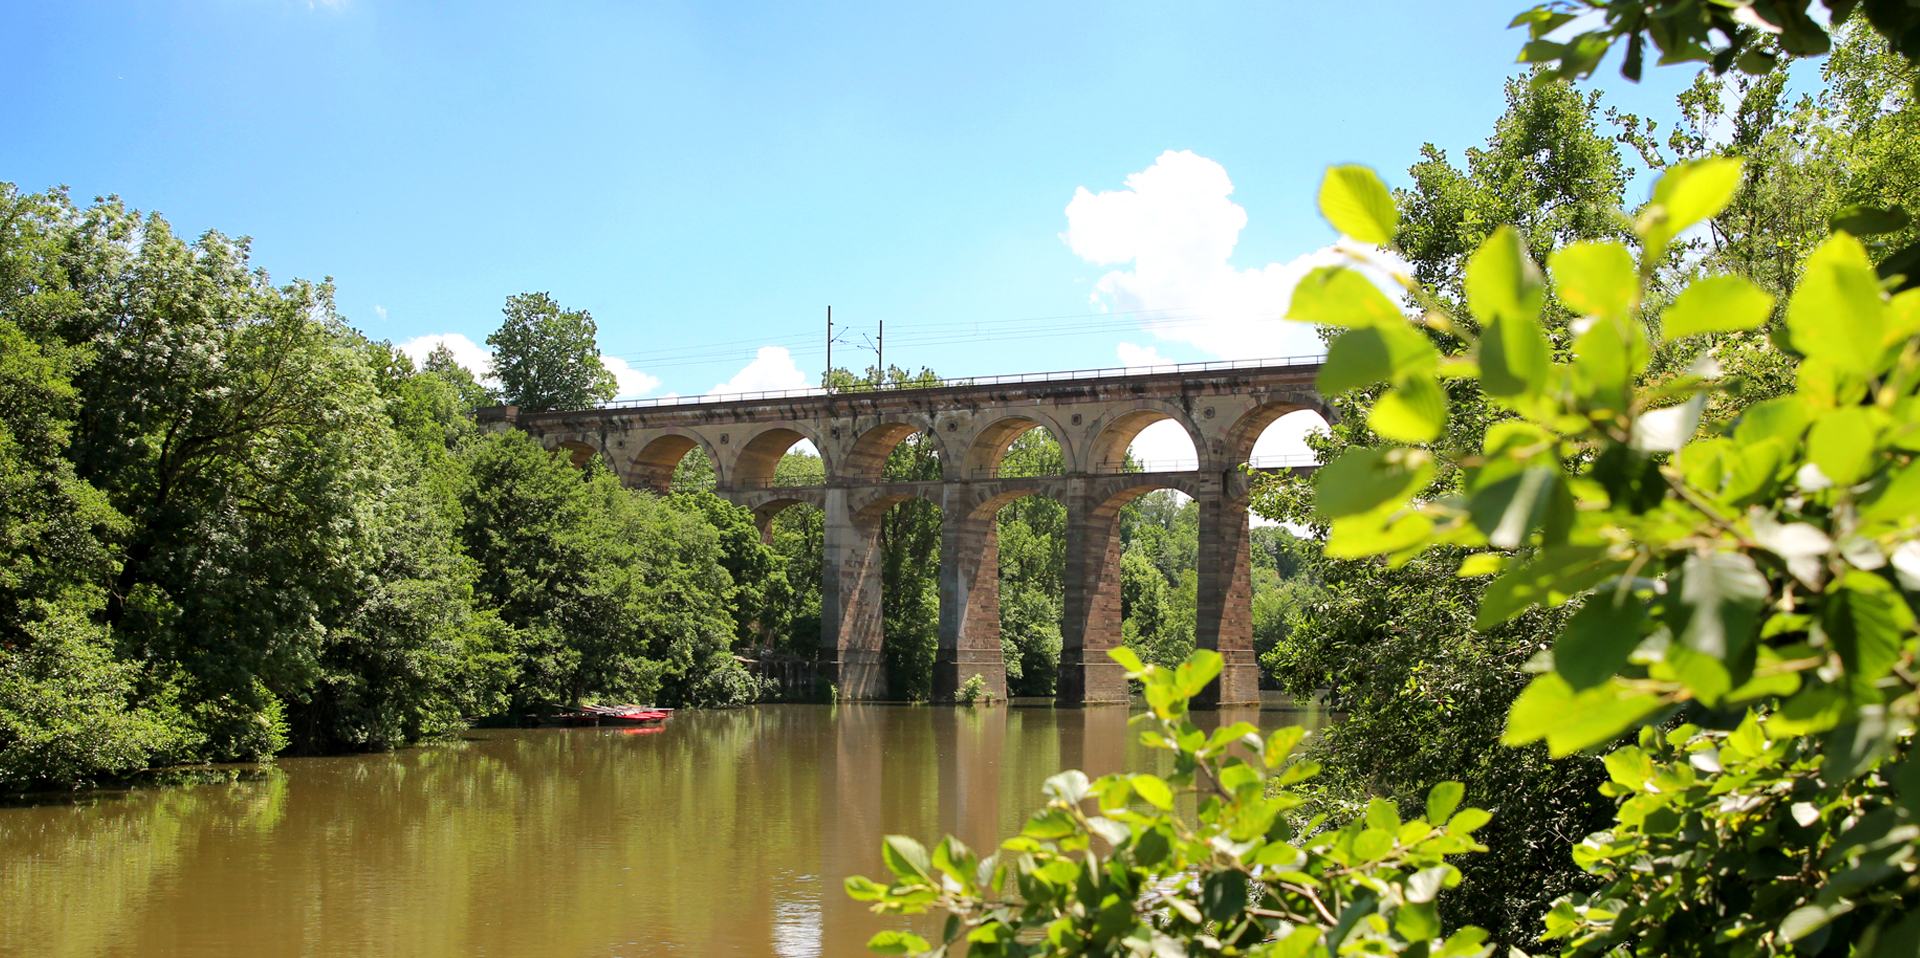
0;704;1325;958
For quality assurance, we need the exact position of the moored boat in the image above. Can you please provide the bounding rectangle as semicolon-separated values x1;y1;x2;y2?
532;704;674;728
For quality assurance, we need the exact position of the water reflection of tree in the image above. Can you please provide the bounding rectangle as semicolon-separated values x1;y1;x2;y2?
1;704;1324;956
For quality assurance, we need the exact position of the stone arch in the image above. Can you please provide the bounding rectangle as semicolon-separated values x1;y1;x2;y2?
1220;399;1329;466
629;429;722;493
1083;405;1207;473
850;486;943;525
964;486;1048;523
843;419;934;482
961;411;1073;480
743;494;823;538
734;422;831;488
1090;478;1199;520
548;439;602;469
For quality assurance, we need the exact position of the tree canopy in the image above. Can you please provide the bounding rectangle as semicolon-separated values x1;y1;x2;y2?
486;291;618;413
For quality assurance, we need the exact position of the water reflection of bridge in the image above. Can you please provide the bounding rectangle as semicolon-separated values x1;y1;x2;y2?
481;357;1328;707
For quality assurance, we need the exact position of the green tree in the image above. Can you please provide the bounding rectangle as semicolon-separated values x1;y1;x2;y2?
284;340;515;754
881;430;943;701
763;452;826;657
48;203;401;763
670;490;789;648
458;432;739;711
420;342;501;413
486;291;618;413
1247;528;1324;686
0;225;179;784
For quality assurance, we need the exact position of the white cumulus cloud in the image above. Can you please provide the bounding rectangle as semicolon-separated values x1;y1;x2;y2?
397;333;494;378
1065;150;1402;361
1116;342;1173;368
603;356;662;399
711;346;812;395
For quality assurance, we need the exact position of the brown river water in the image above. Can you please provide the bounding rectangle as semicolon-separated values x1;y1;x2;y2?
1;702;1324;958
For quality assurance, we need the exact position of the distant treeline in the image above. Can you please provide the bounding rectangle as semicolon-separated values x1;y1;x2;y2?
0;189;796;790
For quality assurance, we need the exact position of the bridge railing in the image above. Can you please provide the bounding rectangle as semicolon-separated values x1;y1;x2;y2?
1246;454;1319;470
1094;458;1199;474
592;354;1324;411
716;455;1320;491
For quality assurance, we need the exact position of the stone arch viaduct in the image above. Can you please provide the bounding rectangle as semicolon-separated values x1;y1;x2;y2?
477;358;1327;708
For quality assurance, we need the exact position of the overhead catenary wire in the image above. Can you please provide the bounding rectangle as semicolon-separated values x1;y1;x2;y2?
600;303;1258;372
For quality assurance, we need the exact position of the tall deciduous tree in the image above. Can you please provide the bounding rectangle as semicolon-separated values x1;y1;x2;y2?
486;292;617;413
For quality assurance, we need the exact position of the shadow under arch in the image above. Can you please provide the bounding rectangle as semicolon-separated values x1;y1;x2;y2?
629;431;722;493
963;412;1071;479
549;439;601;468
842;420;927;482
1086;407;1206;472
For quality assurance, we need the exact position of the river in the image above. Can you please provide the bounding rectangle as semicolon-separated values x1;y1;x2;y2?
1;702;1324;958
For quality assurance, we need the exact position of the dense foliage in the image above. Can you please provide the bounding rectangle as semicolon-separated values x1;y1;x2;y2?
1511;0;1920;87
0;190;774;789
853;157;1920;958
1294;127;1920;949
1250;27;1920;948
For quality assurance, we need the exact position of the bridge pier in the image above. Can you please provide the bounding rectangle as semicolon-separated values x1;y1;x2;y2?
819;489;886;700
933;513;1006;703
1193;485;1260;707
1057;481;1130;706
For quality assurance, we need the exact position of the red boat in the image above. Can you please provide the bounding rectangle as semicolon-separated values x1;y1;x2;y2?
535;704;674;728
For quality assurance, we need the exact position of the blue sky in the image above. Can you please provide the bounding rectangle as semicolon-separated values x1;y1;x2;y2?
4;0;1708;422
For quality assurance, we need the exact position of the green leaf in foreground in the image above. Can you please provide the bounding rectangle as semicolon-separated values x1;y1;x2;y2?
1318;323;1438;394
1553;584;1646;691
1829;204;1911;236
1504;673;1664;756
1369;375;1448;443
1550;241;1636;321
1289;266;1406;328
1313;447;1435;519
1640;157;1742;254
865;931;929;955
1318;164;1399;244
1661;274;1775;339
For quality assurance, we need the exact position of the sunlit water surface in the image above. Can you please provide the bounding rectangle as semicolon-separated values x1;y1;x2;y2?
1;702;1323;958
